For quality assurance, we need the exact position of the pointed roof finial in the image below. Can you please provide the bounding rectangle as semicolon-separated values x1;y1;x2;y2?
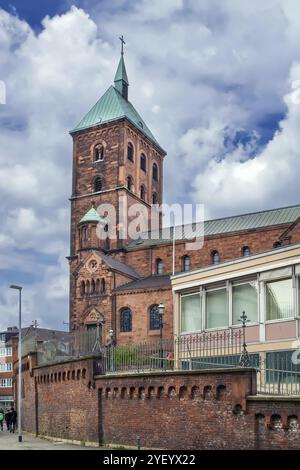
119;35;126;55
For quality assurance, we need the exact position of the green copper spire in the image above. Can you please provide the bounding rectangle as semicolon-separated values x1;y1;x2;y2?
71;36;166;154
114;35;129;99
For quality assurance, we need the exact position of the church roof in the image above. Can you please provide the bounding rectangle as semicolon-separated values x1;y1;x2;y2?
114;275;171;293
79;207;107;224
126;204;300;249
100;253;141;279
72;86;162;150
71;54;164;152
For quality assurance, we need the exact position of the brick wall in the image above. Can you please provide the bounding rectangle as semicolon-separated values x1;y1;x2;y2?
21;357;99;444
20;356;300;450
125;225;290;276
115;287;173;344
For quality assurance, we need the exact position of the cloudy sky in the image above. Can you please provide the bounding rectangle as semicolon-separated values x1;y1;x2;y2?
1;0;300;330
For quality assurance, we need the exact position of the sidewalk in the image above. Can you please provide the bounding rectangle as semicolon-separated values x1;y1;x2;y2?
0;430;101;450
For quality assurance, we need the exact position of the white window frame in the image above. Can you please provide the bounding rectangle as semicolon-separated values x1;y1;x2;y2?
231;278;259;327
0;347;12;357
0;378;12;388
264;276;295;324
204;284;228;331
180;290;202;335
0;362;12;372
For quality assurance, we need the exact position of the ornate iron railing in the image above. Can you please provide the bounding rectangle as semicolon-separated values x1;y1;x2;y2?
103;329;244;374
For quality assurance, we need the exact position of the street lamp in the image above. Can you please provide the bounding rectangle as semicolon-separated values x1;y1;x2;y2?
108;330;114;372
10;284;23;443
158;303;165;368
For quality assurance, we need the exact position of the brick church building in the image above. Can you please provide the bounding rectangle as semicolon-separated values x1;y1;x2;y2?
68;48;300;346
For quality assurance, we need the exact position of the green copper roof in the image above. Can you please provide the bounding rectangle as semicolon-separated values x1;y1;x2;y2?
72;85;161;149
71;54;164;151
114;55;129;85
80;207;107;224
127;204;300;249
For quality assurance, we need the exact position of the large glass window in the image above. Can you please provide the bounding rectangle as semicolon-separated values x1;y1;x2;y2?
266;278;294;320
206;288;228;329
181;294;201;332
232;283;258;325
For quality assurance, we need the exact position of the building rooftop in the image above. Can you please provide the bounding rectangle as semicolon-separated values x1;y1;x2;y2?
79;207;107;224
114;274;171;293
100;253;141;280
127;204;300;249
71;53;164;152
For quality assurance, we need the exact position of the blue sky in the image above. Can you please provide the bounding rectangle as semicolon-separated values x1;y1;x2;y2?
1;0;300;330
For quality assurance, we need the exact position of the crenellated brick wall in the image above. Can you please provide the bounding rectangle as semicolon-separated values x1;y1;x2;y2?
19;356;300;450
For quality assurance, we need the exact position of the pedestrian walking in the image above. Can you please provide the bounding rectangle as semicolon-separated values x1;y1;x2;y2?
4;409;10;431
0;409;4;431
9;407;17;433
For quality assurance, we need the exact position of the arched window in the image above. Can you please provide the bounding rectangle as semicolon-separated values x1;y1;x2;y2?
156;258;164;275
96;279;100;294
127;176;133;192
152;192;158;204
101;278;106;294
242;246;251;257
140;153;146;172
120;308;132;333
149;305;160;330
152;163;158;182
94;177;102;192
211;250;220;265
182;255;190;272
127;142;134;162
86;280;90;295
91;279;96;295
94;144;104;162
80;281;85;297
140;185;146;201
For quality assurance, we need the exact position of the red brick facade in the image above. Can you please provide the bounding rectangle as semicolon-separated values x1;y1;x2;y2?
19;355;300;450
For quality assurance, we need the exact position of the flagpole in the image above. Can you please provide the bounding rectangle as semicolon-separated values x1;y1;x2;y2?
172;215;176;276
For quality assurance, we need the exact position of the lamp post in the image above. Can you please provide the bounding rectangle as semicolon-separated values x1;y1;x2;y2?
158;303;165;368
10;285;23;443
108;329;114;372
239;311;251;367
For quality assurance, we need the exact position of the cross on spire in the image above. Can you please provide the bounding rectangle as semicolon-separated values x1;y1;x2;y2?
119;35;126;55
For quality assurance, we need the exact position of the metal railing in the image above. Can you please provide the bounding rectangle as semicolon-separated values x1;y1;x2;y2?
257;359;300;396
104;329;243;374
25;325;300;396
104;340;175;373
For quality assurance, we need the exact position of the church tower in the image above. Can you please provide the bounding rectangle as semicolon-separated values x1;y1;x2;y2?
68;40;166;333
